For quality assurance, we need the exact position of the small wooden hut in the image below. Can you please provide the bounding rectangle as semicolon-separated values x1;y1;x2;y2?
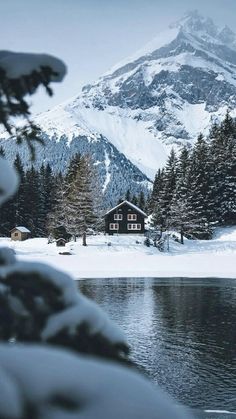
56;238;67;247
10;227;31;241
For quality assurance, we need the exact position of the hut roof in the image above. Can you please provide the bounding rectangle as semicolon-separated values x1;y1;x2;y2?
10;226;31;233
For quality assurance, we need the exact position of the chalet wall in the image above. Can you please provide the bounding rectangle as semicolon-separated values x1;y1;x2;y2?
105;202;145;234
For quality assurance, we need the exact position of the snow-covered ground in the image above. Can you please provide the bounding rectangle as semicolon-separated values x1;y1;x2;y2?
1;227;235;279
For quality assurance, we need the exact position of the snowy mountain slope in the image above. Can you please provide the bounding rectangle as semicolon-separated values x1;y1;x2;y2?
0;104;150;207
63;102;167;179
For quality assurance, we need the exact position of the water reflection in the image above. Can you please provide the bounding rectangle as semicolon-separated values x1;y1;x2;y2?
79;278;236;415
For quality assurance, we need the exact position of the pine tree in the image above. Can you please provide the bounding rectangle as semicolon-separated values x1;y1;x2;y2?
39;163;57;235
149;169;164;211
138;191;146;211
221;134;236;224
169;198;189;243
63;154;83;240
57;154;98;245
125;189;131;201
48;172;67;235
24;167;44;236
221;109;235;138
14;154;27;227
184;134;213;238
152;149;178;229
209;113;236;224
69;155;98;245
168;146;190;242
131;195;138;206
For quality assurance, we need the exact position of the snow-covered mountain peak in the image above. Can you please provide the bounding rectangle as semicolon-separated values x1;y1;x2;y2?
171;10;218;38
78;11;236;102
171;10;236;50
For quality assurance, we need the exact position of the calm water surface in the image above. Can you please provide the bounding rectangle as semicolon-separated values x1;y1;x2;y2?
79;278;236;418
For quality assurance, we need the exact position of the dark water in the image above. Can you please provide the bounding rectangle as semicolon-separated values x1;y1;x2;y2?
79;278;236;419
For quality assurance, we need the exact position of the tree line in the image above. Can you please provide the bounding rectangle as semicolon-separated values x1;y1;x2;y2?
150;112;236;241
0;151;99;243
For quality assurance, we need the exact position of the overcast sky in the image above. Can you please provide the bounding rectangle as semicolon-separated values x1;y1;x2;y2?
1;0;236;113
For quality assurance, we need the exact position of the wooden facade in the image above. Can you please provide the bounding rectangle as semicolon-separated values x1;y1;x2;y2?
10;227;31;241
105;200;147;235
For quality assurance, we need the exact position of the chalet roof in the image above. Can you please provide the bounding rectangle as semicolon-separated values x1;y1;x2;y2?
56;238;67;242
105;200;147;217
10;226;31;233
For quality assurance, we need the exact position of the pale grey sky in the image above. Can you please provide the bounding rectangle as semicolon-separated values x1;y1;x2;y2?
1;0;236;113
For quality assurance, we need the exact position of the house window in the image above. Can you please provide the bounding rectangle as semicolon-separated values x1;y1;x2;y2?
14;232;18;237
109;223;119;230
127;224;141;230
114;214;123;220
127;214;137;221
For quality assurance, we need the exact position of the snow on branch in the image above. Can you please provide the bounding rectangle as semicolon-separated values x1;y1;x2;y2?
0;51;66;82
0;250;128;363
0;156;19;205
42;294;125;345
0;50;67;159
0;344;192;419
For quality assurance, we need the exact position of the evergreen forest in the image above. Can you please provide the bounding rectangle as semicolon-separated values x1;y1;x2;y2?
0;152;99;241
150;112;236;240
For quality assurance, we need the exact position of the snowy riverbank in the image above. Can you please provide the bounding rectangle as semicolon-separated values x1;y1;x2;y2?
0;227;235;279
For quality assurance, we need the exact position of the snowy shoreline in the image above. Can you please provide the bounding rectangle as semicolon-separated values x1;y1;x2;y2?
1;227;235;280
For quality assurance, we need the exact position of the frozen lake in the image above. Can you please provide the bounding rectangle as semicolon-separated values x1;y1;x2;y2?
79;278;236;419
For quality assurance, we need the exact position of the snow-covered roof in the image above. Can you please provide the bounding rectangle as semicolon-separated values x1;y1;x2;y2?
105;200;147;217
11;226;31;233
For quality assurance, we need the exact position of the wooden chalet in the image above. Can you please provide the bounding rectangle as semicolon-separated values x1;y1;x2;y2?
10;226;31;241
105;200;147;235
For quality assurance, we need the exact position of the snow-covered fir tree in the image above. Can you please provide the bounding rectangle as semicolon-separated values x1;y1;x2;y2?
47;172;67;234
67;154;98;245
152;149;178;229
209;111;236;224
149;169;163;211
13;154;26;226
184;134;213;238
138;190;146;211
50;153;99;244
